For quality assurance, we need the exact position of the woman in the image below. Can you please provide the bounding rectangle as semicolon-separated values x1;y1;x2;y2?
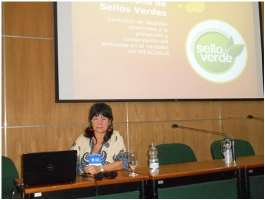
70;103;127;175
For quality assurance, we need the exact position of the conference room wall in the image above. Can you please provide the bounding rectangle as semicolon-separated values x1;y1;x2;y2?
2;2;264;176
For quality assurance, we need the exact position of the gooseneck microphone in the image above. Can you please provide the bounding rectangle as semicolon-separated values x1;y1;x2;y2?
172;124;236;162
97;171;118;180
247;115;264;121
171;124;233;139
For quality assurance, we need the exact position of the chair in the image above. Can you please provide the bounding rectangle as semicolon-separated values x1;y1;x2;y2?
2;156;19;199
156;143;197;165
211;139;255;160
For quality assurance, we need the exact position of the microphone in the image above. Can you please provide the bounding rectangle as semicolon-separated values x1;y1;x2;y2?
171;124;233;139
172;124;236;162
247;115;264;121
97;171;118;180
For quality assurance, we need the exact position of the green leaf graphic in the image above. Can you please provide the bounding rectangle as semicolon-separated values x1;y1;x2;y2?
224;36;234;51
227;44;244;58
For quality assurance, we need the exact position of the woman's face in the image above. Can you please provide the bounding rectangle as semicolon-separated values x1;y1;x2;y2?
91;114;111;134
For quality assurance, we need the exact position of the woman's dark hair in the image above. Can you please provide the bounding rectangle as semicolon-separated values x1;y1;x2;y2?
84;103;114;144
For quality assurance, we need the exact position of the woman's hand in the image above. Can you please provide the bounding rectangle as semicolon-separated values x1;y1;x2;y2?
84;165;100;175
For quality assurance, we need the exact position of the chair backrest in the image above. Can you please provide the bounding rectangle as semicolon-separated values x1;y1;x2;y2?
156;143;197;165
211;139;255;160
2;156;19;199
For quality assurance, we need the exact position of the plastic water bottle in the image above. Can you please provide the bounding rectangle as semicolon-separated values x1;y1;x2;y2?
224;136;231;151
223;136;232;163
149;143;159;175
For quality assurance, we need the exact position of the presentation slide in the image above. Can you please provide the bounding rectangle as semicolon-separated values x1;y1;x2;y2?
56;2;263;101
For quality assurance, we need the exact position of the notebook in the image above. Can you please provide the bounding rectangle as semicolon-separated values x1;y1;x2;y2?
23;150;77;187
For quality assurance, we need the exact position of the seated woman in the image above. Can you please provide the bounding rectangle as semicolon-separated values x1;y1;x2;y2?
70;102;127;175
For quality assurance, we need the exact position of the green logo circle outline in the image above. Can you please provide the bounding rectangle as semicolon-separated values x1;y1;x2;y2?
185;19;248;84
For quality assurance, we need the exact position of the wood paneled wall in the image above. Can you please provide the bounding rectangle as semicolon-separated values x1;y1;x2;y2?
2;2;264;176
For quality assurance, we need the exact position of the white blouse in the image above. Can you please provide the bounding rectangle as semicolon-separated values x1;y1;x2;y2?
70;130;127;174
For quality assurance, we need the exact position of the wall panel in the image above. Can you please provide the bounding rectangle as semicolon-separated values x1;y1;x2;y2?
5;37;55;126
127;101;220;122
4;2;54;38
2;129;5;155
1;36;5;127
5;37;127;126
220;101;264;118
1;1;4;35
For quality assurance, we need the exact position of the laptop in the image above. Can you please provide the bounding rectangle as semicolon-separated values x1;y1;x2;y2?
23;150;77;187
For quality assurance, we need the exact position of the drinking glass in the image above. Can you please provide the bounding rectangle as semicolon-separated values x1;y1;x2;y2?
128;150;138;177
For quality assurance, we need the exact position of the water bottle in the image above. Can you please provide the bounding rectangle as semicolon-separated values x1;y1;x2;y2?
149;143;159;175
224;136;231;151
223;136;232;163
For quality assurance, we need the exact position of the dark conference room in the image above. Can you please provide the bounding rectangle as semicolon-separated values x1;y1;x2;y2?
2;1;264;199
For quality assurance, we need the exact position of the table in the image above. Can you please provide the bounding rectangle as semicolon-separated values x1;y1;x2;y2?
236;155;264;199
14;170;149;199
136;155;264;199
14;156;264;199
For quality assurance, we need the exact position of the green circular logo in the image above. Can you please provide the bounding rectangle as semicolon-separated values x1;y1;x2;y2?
186;20;247;83
194;32;235;74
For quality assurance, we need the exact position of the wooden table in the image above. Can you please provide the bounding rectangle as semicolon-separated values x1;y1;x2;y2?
14;156;263;199
136;155;264;199
14;170;149;199
235;155;264;199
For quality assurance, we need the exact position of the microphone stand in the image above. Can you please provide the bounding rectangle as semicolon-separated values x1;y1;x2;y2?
171;124;236;163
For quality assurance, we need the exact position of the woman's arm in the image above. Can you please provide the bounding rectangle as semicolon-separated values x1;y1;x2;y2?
85;161;124;175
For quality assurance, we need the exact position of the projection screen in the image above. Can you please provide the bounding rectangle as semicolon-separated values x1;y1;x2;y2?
55;2;263;102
